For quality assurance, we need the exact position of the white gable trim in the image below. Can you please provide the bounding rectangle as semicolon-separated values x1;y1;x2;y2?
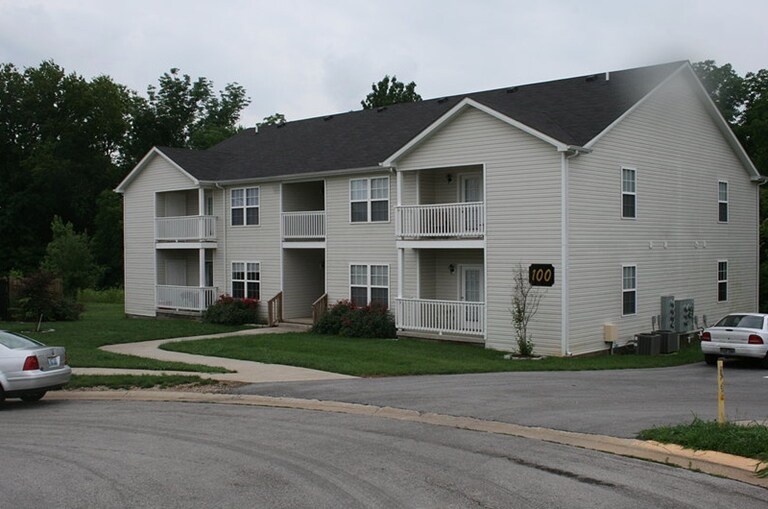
382;97;570;166
585;62;762;180
114;147;199;193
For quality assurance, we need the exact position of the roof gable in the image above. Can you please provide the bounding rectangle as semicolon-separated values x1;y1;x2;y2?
115;147;199;193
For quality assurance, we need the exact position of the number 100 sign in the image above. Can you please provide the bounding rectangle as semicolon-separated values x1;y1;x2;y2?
528;264;555;287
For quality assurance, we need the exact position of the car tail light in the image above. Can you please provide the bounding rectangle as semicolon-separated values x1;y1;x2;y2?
701;332;711;341
748;335;764;345
23;355;40;371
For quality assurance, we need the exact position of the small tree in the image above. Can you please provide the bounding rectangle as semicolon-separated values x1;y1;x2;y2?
511;265;544;356
41;216;100;298
361;75;422;109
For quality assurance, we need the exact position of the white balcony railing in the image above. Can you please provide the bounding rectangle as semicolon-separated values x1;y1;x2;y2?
396;202;484;238
396;298;485;336
156;216;216;241
156;285;218;311
281;211;326;239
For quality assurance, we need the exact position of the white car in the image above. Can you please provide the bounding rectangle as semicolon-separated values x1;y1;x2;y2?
0;330;71;402
701;313;768;367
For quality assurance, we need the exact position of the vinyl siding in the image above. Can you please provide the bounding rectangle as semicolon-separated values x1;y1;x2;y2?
397;107;563;355
123;155;197;316
568;71;759;353
223;182;282;322
325;173;398;307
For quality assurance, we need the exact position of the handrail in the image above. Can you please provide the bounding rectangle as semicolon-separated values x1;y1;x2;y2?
311;293;329;325
396;202;484;238
267;291;283;327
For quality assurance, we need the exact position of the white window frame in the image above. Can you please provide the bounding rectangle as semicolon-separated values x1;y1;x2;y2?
349;263;390;307
718;180;729;223
717;260;728;303
231;187;260;226
349;177;390;223
622;264;637;316
231;261;260;300
621;167;637;220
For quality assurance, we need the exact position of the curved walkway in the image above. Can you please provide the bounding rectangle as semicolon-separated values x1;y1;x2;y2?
75;323;356;384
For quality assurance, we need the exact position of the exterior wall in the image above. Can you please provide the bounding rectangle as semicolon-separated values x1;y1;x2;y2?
417;249;484;300
222;182;282;322
325;173;398;307
282;181;324;211
397;107;564;355
123;155;197;316
568;72;759;353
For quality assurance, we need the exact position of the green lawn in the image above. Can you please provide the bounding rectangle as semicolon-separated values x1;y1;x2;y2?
0;302;244;373
639;418;768;477
161;332;706;377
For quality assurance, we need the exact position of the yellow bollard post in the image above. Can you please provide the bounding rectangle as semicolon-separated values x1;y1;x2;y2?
717;358;726;425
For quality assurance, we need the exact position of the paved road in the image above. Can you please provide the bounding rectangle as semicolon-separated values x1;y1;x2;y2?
2;399;765;508
234;362;768;437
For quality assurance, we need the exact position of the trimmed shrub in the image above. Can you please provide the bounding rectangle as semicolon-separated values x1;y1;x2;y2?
312;300;396;338
203;295;260;325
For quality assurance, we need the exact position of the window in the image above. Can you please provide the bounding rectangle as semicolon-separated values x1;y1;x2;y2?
718;181;728;223
622;265;637;315
350;177;389;222
231;187;259;226
350;264;389;307
621;167;636;219
717;260;728;302
232;262;260;299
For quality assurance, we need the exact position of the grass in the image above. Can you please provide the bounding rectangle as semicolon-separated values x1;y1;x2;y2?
639;418;768;477
67;374;219;390
0;302;245;373
161;332;705;377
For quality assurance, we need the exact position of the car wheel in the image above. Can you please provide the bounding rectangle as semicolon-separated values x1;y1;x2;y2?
0;384;5;403
19;391;46;402
761;354;768;369
704;354;718;366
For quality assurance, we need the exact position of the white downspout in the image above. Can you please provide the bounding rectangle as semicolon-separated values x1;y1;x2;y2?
215;183;227;297
560;152;570;356
198;188;205;307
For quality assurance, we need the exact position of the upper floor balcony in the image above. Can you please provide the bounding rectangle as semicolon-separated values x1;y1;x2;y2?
155;215;217;243
396;202;485;239
281;211;326;240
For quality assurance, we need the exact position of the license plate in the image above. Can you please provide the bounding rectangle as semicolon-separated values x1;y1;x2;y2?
720;348;735;354
48;356;61;368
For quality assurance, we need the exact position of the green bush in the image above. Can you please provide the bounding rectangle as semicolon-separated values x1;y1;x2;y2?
203;295;260;325
14;271;82;321
78;287;125;304
312;300;396;338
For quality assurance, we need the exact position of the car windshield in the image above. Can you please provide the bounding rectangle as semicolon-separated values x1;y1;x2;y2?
714;315;765;329
0;331;45;349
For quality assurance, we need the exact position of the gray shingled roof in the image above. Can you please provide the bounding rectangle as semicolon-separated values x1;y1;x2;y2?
158;62;686;182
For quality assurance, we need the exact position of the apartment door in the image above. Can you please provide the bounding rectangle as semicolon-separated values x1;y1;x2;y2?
460;175;483;234
460;264;484;331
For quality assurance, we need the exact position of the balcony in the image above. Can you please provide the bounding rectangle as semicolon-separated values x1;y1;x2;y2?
155;215;217;242
281;211;326;240
396;202;484;239
396;298;485;337
156;285;218;312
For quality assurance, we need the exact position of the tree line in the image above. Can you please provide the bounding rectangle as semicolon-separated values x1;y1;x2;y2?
2;61;766;309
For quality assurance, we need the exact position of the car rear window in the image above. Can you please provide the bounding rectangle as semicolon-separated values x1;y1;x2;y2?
0;331;45;349
714;315;765;329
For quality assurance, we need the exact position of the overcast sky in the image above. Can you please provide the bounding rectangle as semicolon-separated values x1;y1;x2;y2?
1;0;766;128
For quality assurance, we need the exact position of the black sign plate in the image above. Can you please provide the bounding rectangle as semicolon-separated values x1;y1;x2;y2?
529;264;555;287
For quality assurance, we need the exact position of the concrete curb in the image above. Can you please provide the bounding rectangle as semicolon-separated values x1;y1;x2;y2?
49;390;768;489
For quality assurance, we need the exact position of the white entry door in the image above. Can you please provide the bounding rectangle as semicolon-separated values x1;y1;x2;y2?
460;265;484;332
460;175;483;234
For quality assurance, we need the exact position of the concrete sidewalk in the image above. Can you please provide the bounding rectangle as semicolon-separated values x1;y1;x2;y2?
77;323;356;384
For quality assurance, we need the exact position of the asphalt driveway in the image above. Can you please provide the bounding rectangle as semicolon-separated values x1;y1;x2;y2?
234;361;768;437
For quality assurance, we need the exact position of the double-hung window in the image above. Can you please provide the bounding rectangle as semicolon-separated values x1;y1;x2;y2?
350;177;389;222
621;167;636;219
232;262;260;299
717;260;728;302
350;264;389;307
231;187;259;226
718;181;728;223
622;265;637;315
